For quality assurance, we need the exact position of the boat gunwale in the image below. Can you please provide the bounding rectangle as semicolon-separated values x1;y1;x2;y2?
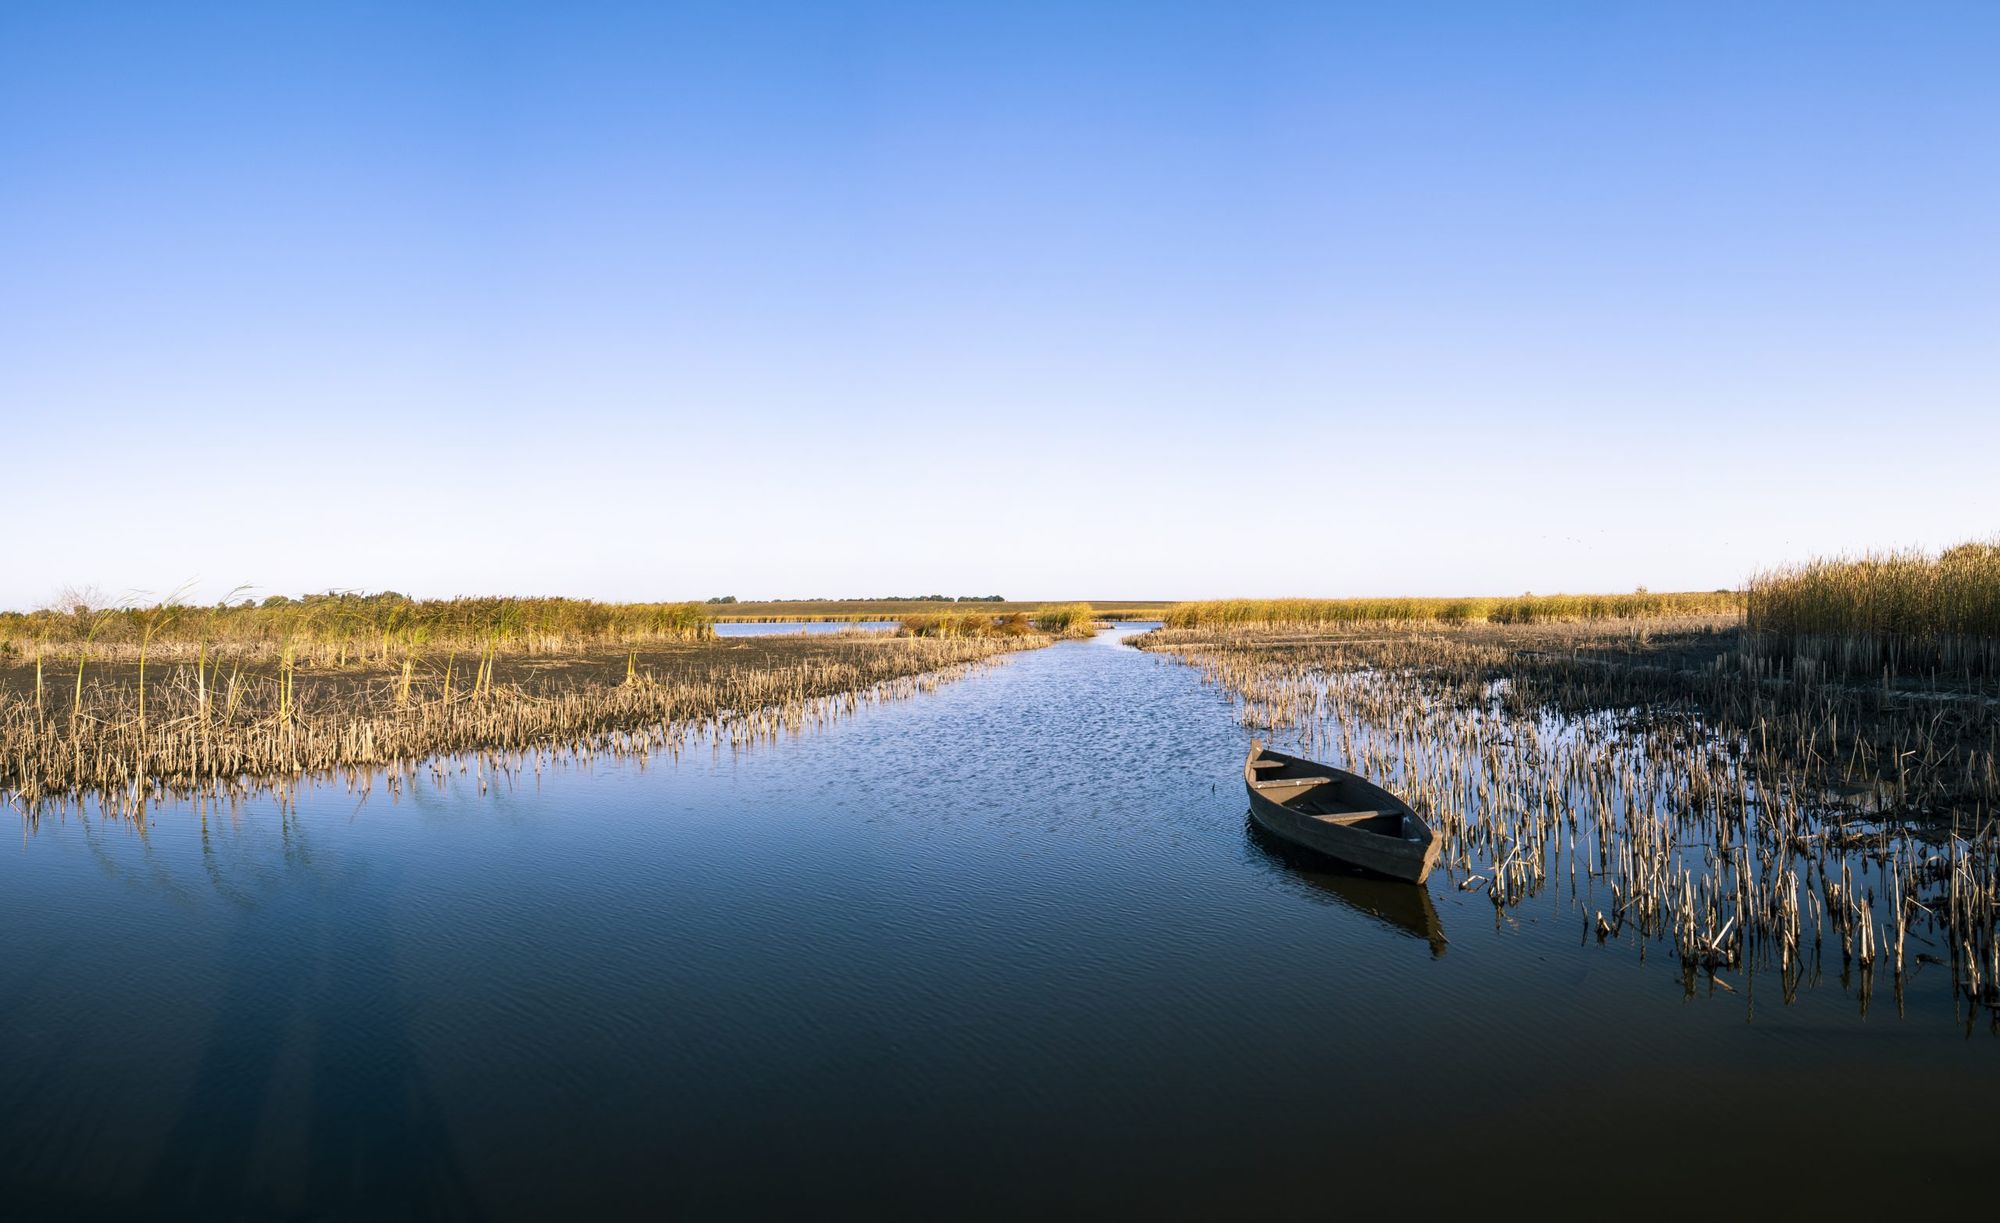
1243;740;1441;884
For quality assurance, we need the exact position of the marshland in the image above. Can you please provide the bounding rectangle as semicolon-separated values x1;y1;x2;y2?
5;549;1997;1216
18;0;2000;1212
701;598;1171;623
0;593;1093;814
1137;546;2000;1021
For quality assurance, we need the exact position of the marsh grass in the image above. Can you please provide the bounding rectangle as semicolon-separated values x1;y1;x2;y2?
1030;603;1098;638
1138;617;1999;1024
1747;539;2000;680
1161;592;1742;629
898;604;1098;640
1;634;1044;814
0;594;714;672
706;599;1168;623
898;612;1018;639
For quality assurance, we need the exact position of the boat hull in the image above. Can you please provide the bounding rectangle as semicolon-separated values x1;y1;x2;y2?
1246;796;1440;884
1244;743;1442;884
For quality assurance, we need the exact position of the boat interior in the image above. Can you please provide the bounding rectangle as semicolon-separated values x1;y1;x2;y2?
1249;756;1414;838
1307;810;1411;836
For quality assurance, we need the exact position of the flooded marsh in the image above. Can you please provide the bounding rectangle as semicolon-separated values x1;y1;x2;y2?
0;631;1043;817
2;622;1995;1217
1136;616;2000;1025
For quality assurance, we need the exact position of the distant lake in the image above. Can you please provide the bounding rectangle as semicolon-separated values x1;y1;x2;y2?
712;619;901;636
0;625;1988;1217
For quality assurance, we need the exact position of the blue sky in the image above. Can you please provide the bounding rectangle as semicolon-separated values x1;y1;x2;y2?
3;1;1994;604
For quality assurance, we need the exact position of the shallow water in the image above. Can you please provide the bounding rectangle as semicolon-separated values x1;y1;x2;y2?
712;620;901;636
1;627;1991;1218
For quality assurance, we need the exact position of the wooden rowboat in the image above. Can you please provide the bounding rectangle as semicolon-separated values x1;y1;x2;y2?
1244;741;1441;884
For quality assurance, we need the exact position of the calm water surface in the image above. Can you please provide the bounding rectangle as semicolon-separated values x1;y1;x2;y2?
712;620;900;636
2;627;1991;1219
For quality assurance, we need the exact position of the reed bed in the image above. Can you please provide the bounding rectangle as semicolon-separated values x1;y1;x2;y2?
707;599;1169;623
1747;539;2000;680
900;604;1099;641
0;593;713;673
1;633;1047;817
1030;603;1099;639
899;612;1034;639
1162;592;1741;629
1137;619;2000;1026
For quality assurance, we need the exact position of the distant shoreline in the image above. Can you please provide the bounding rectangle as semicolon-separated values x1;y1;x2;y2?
704;601;1171;623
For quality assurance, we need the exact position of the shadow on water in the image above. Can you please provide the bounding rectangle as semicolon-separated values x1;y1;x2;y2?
1245;814;1448;958
135;841;480;1218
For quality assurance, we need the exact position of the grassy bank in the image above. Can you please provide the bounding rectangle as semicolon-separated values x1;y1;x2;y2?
0;593;713;670
0;631;1049;810
1134;615;1999;1014
1031;603;1098;638
1747;539;2000;678
897;603;1099;641
1161;591;1742;629
704;599;1168;622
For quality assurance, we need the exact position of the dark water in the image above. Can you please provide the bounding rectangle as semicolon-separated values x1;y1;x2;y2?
2;628;1991;1219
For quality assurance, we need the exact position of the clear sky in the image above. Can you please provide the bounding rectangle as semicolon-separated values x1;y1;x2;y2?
3;1;1994;606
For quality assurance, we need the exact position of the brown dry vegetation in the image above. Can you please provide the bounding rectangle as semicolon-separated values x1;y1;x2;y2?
1161;591;1742;629
1136;616;2000;1021
0;593;713;669
1;631;1047;814
898;604;1099;641
1029;603;1098;638
898;611;1036;639
707;599;1168;622
1747;538;2000;679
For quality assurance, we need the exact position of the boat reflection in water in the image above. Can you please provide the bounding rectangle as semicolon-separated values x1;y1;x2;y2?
1246;815;1448;958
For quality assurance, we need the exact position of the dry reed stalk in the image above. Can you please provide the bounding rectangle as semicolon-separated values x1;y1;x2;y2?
1135;615;1999;1019
2;634;1048;817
